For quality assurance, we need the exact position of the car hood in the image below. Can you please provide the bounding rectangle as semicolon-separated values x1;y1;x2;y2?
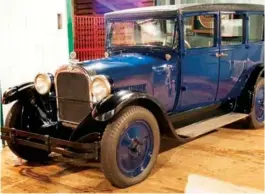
81;53;166;81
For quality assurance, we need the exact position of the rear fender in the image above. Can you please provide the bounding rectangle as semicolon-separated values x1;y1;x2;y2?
236;64;264;113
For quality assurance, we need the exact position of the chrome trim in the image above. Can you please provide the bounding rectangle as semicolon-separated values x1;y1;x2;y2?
34;73;52;95
61;121;79;129
89;75;112;103
54;65;93;123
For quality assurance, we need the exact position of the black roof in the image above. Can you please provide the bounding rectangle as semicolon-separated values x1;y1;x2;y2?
105;3;264;20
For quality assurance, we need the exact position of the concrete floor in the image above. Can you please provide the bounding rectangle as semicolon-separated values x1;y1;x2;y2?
1;122;264;193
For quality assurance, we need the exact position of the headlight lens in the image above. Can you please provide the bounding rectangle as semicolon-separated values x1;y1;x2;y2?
90;75;111;102
34;73;52;95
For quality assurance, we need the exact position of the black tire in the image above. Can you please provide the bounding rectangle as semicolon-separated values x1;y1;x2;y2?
100;106;160;188
5;102;50;161
247;78;264;129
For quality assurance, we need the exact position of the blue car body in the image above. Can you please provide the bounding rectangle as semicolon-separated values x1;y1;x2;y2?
2;4;264;139
1;3;264;188
79;6;264;117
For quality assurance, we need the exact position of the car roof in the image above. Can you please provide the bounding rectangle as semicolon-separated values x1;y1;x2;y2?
105;3;264;20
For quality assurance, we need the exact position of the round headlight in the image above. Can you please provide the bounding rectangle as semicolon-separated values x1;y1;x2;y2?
34;73;52;95
90;75;111;103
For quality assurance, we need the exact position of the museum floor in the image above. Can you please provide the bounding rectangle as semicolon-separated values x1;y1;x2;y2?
1;121;264;193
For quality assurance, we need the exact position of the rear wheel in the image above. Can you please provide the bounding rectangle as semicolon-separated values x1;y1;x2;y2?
247;78;264;129
5;102;50;161
100;106;160;188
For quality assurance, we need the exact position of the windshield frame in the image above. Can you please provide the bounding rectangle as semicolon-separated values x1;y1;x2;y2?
105;17;179;51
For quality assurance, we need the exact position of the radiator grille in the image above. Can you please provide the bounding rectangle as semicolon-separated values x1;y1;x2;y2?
56;72;90;124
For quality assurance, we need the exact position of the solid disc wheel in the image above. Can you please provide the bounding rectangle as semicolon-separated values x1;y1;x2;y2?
248;78;264;129
100;106;160;188
5;102;50;161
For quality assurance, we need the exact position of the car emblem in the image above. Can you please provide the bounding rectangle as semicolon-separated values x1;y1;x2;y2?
67;65;74;71
69;51;77;60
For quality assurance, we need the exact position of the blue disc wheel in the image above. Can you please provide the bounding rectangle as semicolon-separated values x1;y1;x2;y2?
100;106;160;188
254;87;264;123
248;78;264;129
117;120;154;177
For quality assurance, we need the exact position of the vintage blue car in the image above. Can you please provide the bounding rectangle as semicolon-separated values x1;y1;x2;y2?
1;3;264;188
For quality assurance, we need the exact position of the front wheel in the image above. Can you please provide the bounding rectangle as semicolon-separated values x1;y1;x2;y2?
5;102;50;161
100;106;160;188
247;78;264;129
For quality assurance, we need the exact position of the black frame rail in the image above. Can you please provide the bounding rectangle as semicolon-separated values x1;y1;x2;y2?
0;127;100;160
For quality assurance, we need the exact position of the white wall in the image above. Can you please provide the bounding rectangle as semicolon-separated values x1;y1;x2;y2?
0;0;69;121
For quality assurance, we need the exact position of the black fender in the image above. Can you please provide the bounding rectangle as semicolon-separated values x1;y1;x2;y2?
91;90;179;138
2;81;58;128
2;82;34;104
236;64;264;113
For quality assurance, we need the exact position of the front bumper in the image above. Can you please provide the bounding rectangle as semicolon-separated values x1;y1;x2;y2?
0;127;100;160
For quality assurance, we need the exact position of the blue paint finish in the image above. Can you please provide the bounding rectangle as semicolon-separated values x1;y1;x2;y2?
217;45;249;100
82;53;157;81
179;47;220;111
80;9;264;115
255;87;264;122
117;120;153;177
217;12;264;101
82;50;179;112
176;12;220;111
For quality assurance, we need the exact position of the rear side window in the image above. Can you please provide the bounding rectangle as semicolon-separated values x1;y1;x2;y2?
221;13;244;46
249;14;264;42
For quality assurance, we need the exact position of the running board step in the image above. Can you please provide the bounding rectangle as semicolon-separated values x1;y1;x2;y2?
175;113;248;138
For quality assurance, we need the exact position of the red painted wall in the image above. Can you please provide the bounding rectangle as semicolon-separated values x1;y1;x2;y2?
74;0;155;61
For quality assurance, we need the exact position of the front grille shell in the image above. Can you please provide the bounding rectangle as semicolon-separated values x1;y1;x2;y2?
55;65;92;125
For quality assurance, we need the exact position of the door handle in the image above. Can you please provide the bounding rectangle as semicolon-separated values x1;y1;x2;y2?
215;52;228;58
215;53;222;58
220;52;228;57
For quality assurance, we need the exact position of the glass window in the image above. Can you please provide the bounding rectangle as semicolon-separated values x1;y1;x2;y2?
109;19;175;48
221;14;244;46
249;14;264;42
184;15;215;49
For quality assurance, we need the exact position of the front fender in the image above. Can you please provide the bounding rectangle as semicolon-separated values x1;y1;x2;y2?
92;90;161;121
2;82;34;104
91;90;178;138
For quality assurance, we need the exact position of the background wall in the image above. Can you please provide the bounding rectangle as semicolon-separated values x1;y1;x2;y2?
0;0;69;121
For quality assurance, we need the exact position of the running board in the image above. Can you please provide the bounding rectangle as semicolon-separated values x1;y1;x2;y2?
175;113;248;138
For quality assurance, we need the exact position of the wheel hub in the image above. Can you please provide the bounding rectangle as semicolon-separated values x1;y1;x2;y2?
128;138;143;157
117;120;154;177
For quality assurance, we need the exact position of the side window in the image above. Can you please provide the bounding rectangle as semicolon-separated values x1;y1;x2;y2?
184;14;215;49
221;14;244;46
249;14;264;42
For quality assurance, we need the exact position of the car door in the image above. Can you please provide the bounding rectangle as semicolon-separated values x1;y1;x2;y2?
178;12;219;111
247;13;264;66
217;12;248;101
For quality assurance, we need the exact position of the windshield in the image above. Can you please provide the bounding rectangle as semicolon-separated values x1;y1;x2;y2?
108;19;176;48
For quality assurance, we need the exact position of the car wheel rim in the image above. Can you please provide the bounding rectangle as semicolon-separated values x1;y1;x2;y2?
255;86;264;123
117;120;154;177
